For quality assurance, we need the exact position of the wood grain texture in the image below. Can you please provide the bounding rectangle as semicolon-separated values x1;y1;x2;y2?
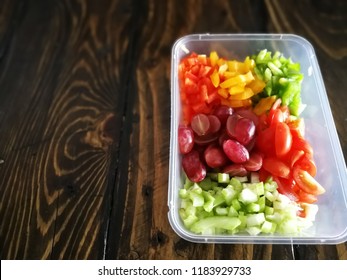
0;0;346;260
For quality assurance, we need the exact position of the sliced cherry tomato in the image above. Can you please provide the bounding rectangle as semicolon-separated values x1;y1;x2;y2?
267;108;284;127
286;117;305;138
273;176;299;201
294;154;317;177
275;122;292;157
297;190;318;204
285;149;305;168
291;136;313;157
293;167;325;195
259;168;271;182
262;157;290;178
255;126;276;156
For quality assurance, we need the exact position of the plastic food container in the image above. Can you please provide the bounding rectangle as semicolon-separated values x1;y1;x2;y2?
168;34;347;244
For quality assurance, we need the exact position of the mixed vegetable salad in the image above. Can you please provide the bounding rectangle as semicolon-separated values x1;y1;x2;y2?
177;49;325;235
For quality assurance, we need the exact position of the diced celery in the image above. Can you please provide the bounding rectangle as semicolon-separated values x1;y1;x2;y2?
218;173;230;183
265;205;274;215
215;207;228;216
190;216;241;234
261;220;276;234
213;193;226;208
246;203;260;213
184;177;194;189
199;177;213;191
264;181;277;192
182;215;199;228
207;172;219;181
239;188;258;204
231;198;242;211
178;172;317;236
229;177;242;191
258;196;266;212
191;183;202;194
179;188;188;199
246;226;261;236
228;206;238;217
246;213;265;227
202;191;215;212
221;185;237;205
189;191;204;207
234;176;248;183
278;219;298;234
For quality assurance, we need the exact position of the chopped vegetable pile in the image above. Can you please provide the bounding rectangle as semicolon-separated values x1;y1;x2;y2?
177;49;325;236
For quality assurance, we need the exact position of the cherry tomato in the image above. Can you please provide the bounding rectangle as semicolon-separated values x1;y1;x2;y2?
294;154;317;177
287;117;305;138
255;126;276;156
268;108;284;127
291;136;313;157
293;167;325;195
262;157;290;178
297;191;318;204
275;122;292;157
273;176;299;201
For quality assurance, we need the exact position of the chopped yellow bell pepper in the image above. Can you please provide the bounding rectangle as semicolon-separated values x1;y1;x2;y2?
210;69;220;88
230;88;254;100
210;51;219;67
253;96;277;115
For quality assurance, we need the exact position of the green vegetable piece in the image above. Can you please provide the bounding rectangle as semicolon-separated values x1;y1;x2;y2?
261;220;276;234
246;213;265;227
199;177;213;191
189;191;204;207
229;177;242;192
239;188;258;204
190;216;241;234
246;203;260;213
246;226;262;236
215;207;228;216
221;185;237;205
228;206;239;217
202;191;215;212
182;215;199;228
179;189;188;199
217;173;230;183
231;198;242;211
184;177;194;189
268;62;283;75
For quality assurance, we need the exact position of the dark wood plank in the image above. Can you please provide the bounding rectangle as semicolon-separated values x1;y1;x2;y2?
0;0;132;259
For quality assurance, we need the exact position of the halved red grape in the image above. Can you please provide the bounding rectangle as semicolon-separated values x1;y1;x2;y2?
243;151;263;171
194;133;219;146
222;139;249;163
226;114;255;146
218;130;230;147
213;105;234;125
178;125;194;154
235;108;259;126
182;150;206;182
222;164;248;177
207;115;221;134
204;144;229;168
191;113;210;136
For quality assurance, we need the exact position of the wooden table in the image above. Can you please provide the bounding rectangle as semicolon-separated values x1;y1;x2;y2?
0;0;346;260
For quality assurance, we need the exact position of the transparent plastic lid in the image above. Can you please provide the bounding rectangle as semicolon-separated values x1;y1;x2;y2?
169;34;347;244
